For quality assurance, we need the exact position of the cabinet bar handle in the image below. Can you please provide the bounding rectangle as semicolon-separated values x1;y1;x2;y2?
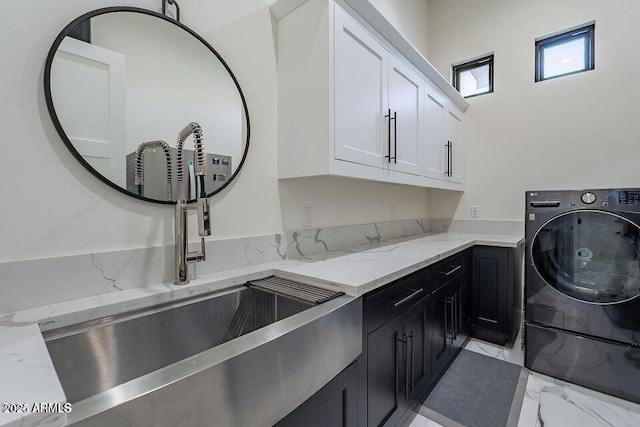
393;111;397;164
443;295;448;347
449;296;455;345
404;332;409;401
395;330;400;403
439;265;462;276
397;332;409;401
453;294;458;340
393;288;424;307
385;109;392;162
449;142;453;177
457;294;461;339
409;329;415;395
444;142;449;176
447;141;451;176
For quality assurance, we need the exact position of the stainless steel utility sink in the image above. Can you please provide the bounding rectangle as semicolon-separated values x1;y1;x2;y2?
44;287;312;404
41;280;362;427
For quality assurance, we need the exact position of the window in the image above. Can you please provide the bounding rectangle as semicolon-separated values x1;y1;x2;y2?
452;54;494;98
68;21;91;44
535;23;594;82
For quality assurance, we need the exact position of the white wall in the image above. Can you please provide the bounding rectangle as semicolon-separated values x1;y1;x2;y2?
0;0;429;264
279;176;428;230
92;13;244;164
370;0;429;58
427;0;640;221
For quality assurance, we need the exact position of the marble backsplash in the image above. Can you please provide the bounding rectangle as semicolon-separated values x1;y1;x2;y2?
429;218;524;236
0;218;523;314
0;218;429;314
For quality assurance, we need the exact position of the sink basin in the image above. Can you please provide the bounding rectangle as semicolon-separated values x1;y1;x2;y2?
40;282;361;427
44;287;313;404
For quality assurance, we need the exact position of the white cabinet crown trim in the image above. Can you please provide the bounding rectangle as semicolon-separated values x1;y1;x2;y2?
270;0;468;112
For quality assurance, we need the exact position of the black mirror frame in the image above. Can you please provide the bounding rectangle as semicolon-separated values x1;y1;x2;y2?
44;6;251;205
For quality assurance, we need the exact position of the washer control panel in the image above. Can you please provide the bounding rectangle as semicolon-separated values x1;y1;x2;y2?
528;188;640;212
618;190;640;205
581;192;596;204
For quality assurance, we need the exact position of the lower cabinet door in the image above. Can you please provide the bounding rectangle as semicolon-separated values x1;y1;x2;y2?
403;297;431;401
275;361;358;427
460;250;473;335
430;284;451;379
449;277;465;353
472;247;509;333
367;315;408;427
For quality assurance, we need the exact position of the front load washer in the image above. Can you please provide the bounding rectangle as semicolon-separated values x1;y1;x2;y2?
525;189;640;403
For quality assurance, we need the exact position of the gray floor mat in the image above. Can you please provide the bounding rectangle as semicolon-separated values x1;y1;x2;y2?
422;349;526;427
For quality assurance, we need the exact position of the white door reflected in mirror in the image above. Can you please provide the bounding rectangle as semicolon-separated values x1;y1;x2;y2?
46;8;249;203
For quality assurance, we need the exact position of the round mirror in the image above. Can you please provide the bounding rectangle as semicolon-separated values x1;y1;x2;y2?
45;7;250;204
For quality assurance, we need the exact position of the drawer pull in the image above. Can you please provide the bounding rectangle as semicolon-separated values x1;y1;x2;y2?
393;288;424;307
440;265;462;276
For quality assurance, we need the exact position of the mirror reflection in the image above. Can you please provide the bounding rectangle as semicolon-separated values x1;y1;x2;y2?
47;9;249;203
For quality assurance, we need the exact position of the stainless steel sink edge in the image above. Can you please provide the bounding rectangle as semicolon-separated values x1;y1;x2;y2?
37;269;279;333
67;295;362;426
42;284;249;341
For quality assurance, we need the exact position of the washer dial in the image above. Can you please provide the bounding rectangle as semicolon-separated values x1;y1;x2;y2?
581;192;596;204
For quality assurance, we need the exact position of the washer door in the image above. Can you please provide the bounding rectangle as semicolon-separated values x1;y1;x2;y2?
532;210;640;304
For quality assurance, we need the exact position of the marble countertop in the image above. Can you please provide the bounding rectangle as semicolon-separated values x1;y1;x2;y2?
278;231;524;295
0;231;523;427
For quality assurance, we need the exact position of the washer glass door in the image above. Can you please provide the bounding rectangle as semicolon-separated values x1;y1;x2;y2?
532;210;640;303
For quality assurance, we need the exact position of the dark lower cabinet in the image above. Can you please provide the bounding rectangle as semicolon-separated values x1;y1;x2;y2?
449;275;466;354
404;297;431;399
430;275;467;380
366;295;431;427
364;252;472;427
276;361;358;427
367;313;406;427
429;284;450;379
280;245;523;427
460;250;473;338
471;245;522;344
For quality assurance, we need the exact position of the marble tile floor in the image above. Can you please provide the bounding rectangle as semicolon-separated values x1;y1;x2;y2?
402;330;640;427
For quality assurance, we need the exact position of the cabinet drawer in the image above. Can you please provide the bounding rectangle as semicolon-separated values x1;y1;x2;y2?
429;253;465;288
365;270;429;333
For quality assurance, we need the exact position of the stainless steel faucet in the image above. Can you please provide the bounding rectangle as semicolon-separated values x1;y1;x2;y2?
174;122;211;285
134;140;173;201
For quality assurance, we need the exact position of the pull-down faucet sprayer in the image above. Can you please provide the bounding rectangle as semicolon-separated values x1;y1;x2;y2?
174;122;211;285
134;140;173;201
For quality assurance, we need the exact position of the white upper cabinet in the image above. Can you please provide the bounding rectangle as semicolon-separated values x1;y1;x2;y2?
424;82;465;184
424;84;448;180
447;105;465;184
277;0;466;190
334;6;388;169
334;7;424;176
388;55;424;176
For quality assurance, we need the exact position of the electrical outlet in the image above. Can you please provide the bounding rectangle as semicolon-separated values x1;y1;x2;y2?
391;205;398;219
471;205;480;218
302;206;312;227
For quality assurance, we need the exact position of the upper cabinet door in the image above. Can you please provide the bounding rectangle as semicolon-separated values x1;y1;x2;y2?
388;55;424;176
424;85;447;180
334;6;388;169
447;105;465;184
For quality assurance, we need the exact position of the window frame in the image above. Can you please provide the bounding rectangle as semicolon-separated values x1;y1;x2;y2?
452;54;494;99
535;23;595;82
68;20;92;43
